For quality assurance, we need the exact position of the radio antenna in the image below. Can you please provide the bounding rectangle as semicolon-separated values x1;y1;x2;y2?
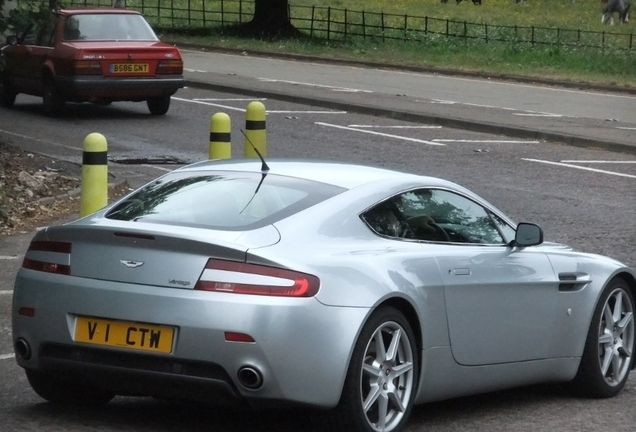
241;129;269;173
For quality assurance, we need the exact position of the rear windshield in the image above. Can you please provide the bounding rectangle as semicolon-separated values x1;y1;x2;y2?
105;171;345;230
64;13;159;41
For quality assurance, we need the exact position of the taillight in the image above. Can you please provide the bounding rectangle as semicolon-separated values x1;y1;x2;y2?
73;60;103;75
22;241;71;275
157;59;183;75
196;259;320;297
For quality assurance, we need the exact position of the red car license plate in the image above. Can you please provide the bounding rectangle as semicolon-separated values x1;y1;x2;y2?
110;63;149;74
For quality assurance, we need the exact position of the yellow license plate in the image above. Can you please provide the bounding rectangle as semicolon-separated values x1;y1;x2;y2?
110;63;149;74
75;316;175;353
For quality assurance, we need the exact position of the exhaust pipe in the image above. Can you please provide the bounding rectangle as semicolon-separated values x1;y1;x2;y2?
15;338;31;360
237;366;263;390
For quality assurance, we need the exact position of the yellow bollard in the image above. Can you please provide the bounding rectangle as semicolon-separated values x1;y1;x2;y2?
244;101;266;158
80;133;108;217
209;112;232;160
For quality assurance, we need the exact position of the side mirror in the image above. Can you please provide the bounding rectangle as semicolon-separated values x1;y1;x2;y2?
5;35;18;46
513;222;543;247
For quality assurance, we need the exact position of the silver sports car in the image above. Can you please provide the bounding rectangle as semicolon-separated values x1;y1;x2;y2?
12;159;636;432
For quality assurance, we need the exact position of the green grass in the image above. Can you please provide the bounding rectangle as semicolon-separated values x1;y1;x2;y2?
156;0;635;88
290;0;614;29
164;32;636;88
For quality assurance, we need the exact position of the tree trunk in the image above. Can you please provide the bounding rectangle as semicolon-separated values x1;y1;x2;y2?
253;0;289;27
248;0;298;38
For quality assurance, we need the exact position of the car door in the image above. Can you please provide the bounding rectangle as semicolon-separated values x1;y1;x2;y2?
25;16;57;94
2;24;37;90
392;188;561;366
4;17;56;94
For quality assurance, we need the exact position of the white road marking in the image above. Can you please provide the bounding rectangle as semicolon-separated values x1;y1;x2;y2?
316;122;446;146
268;110;347;114
348;125;442;129
430;99;513;110
560;160;636;164
175;97;345;114
142;164;173;172
0;255;19;260
183;68;207;73
0;290;13;295
194;98;267;102
433;139;540;143
258;78;373;93
0;353;15;361
617;127;636;130
0;129;81;152
173;97;246;112
513;113;562;117
523;158;636;179
397;69;636;99
429;99;565;118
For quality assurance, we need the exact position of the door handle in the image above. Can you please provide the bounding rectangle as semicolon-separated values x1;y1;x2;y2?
451;268;471;276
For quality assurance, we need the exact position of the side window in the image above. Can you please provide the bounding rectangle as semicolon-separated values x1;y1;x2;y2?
393;189;507;244
37;18;57;46
361;202;406;239
64;16;83;40
490;211;516;244
21;25;38;45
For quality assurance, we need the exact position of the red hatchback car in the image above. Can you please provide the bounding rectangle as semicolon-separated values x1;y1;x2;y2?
0;8;185;115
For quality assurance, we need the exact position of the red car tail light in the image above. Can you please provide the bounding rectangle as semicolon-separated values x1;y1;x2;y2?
156;59;183;75
73;60;103;75
22;241;71;275
196;259;320;297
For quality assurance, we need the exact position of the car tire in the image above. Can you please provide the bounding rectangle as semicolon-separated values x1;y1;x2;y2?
42;78;65;116
569;277;635;398
320;306;418;432
147;95;171;115
26;369;115;406
0;73;17;108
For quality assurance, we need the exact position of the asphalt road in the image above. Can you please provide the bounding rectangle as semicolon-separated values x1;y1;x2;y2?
1;51;636;432
180;47;636;155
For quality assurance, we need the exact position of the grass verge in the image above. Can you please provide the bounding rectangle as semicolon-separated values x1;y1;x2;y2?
163;29;636;89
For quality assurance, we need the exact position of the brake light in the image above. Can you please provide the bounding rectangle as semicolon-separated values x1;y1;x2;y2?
21;241;71;275
157;59;183;75
196;259;320;297
73;60;102;75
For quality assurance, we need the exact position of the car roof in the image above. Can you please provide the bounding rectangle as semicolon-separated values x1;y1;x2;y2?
56;8;142;16
177;158;457;190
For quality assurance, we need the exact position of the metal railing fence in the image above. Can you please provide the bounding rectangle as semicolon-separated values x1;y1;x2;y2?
17;0;635;50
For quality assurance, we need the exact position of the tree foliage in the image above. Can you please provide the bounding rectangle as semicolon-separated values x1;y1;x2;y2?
1;0;7;35
1;0;53;37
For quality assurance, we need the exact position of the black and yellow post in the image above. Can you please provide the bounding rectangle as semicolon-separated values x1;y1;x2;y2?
80;133;108;217
209;112;231;160
244;101;266;157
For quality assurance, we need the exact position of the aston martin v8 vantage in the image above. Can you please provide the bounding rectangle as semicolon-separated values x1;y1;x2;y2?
12;159;636;432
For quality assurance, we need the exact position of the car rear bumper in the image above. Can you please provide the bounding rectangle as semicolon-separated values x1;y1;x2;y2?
55;75;185;100
33;343;245;406
12;269;369;408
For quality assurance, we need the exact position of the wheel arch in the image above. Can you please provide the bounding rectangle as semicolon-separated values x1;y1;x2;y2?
616;271;636;371
41;65;55;81
594;271;636;372
617;271;636;295
42;58;56;78
377;296;423;358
